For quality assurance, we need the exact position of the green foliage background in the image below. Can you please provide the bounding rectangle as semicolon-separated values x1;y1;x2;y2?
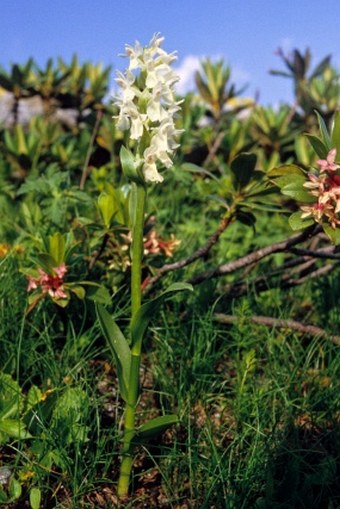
0;49;339;508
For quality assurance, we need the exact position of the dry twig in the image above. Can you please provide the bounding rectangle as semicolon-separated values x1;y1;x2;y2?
214;313;340;345
188;225;319;285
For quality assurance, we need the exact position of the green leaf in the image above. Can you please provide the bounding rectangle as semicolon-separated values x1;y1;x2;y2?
281;178;315;202
83;283;111;305
27;385;42;410
53;296;69;308
230;152;257;189
269;166;306;191
0;419;32;439
128;182;137;229
273;175;300;189
0;487;9;503
70;285;86;300
288;211;314;231
30;487;42;509
51;387;89;445
131;282;193;350
235;209;256;228
323;224;340;245
120;146;144;184
33;253;58;271
242;202;283;213
0;398;19;422
98;192;115;228
268;164;305;178
331;110;340;155
48;232;65;266
133;414;179;443
15;125;28;155
181;162;220;182
4;130;16;153
305;134;328;159
96;305;131;402
8;478;22;500
315;110;331;149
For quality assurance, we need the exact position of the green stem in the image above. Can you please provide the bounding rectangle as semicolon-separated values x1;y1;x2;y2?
117;182;146;497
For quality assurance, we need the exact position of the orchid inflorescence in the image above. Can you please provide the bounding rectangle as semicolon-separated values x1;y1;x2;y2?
113;33;183;183
301;148;340;229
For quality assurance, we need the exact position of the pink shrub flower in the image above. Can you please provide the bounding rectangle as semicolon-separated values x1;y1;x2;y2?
317;148;340;172
301;149;340;229
27;263;68;299
300;202;333;222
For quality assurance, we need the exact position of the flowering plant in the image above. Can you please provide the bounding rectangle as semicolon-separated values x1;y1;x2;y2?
301;148;340;229
97;34;192;498
23;232;110;312
270;110;340;244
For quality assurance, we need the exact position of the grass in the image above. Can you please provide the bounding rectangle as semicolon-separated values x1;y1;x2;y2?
0;254;339;508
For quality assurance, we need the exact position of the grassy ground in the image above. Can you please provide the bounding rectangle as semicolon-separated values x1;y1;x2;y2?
0;254;339;508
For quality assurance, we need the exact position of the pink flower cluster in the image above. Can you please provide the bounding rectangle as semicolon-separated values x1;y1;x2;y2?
301;149;340;229
27;263;67;299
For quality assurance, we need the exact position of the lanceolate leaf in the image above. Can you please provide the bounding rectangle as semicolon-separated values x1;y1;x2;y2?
82;283;111;305
235;209;256;228
182;162;220;182
48;232;65;266
120;146;144;184
230;152;257;189
315;110;331;149
331;110;340;155
98;192;115;228
305;134;328;159
268;164;305;179
133;414;179;443
131;282;193;350
96;305;131;402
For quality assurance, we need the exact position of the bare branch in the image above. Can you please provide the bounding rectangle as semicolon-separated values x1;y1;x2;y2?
203;131;225;167
288;246;340;260
214;313;340;345
223;260;338;298
283;261;339;287
189;225;319;285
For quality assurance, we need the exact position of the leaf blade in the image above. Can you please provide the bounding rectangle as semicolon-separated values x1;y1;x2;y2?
96;305;131;401
133;414;179;443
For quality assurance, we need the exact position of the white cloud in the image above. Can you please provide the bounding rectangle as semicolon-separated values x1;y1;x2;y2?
174;55;202;95
175;54;250;96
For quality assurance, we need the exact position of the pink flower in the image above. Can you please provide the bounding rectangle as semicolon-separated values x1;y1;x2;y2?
47;284;67;299
53;263;67;279
317;148;340;173
303;172;327;197
27;276;38;292
300;202;333;222
27;263;68;300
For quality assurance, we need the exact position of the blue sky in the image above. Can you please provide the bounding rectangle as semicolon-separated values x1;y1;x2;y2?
1;0;340;104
